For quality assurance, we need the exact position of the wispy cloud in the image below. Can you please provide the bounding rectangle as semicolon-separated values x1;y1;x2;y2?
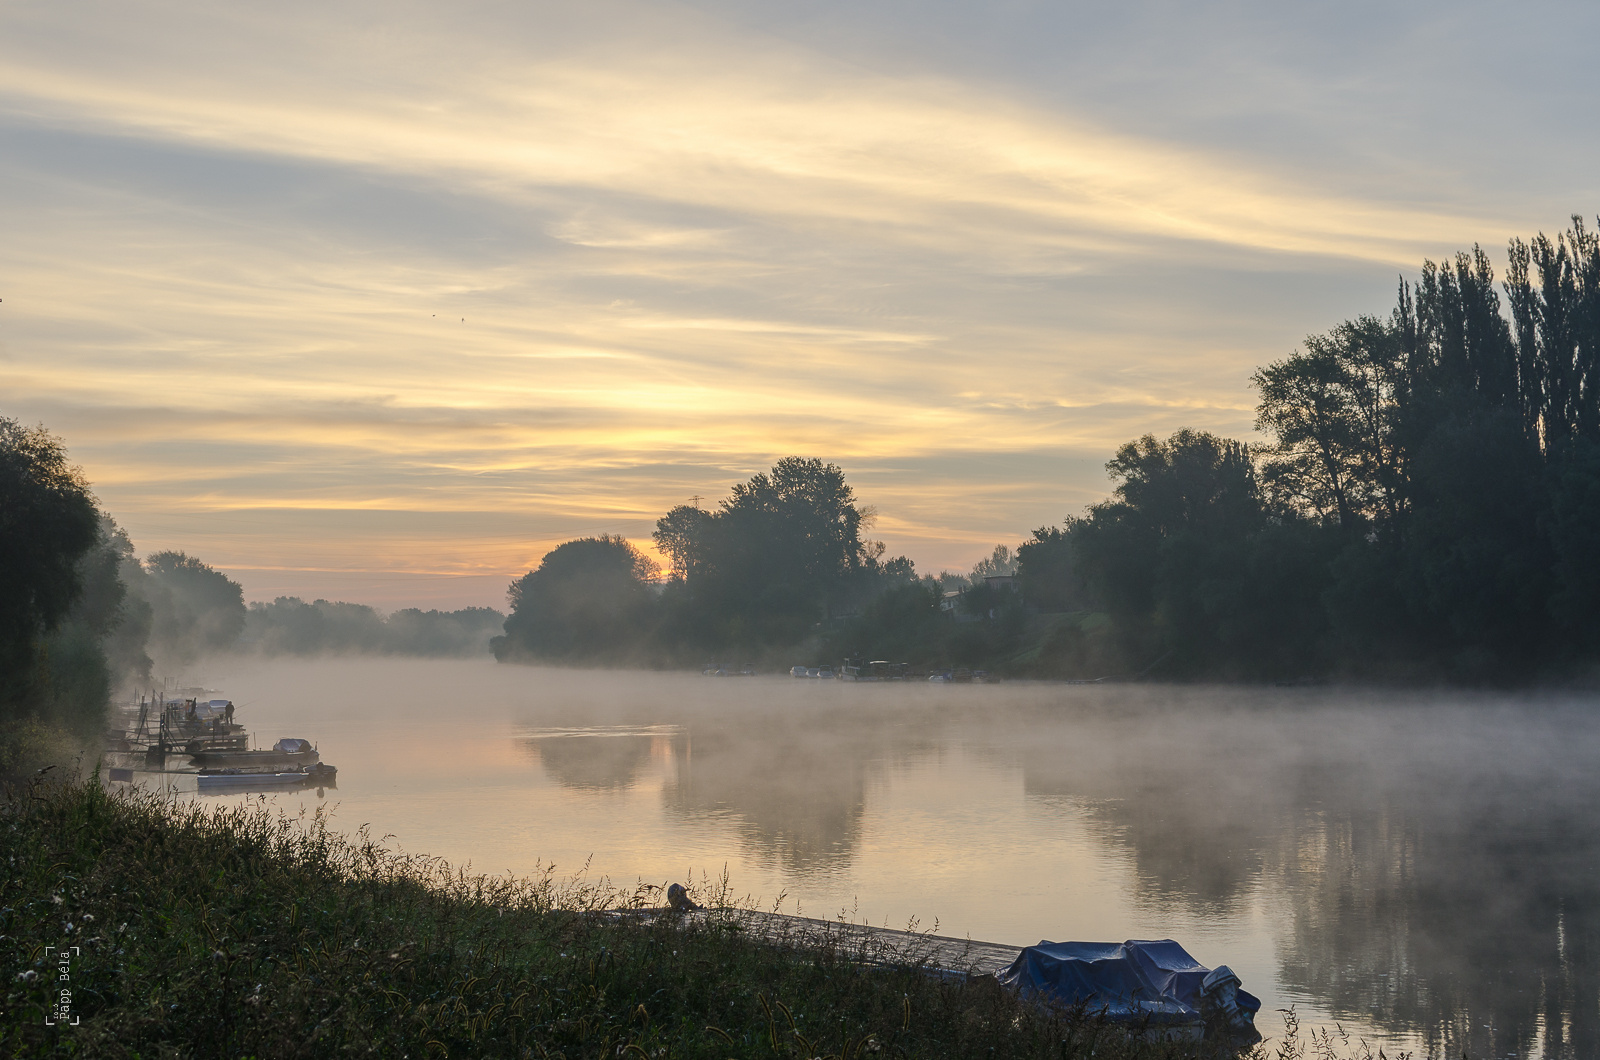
1;0;1590;604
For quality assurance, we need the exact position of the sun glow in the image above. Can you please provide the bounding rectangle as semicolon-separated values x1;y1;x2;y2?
0;0;1550;604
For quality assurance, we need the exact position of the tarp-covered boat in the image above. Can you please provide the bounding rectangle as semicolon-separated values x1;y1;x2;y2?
997;939;1260;1042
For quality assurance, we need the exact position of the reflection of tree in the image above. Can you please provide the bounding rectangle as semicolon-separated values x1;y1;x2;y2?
660;726;868;879
1019;709;1600;1058
524;735;654;791
1022;743;1272;917
520;720;874;878
1275;782;1600;1059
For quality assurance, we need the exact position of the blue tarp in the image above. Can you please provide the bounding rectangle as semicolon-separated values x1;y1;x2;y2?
997;939;1261;1033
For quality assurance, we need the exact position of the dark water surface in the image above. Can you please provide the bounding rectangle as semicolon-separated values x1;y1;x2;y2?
154;658;1600;1058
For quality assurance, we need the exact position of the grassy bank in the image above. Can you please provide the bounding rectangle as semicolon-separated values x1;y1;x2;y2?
2;780;1285;1059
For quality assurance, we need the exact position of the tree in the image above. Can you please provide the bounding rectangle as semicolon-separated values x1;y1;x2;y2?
1064;429;1287;676
1545;438;1600;651
496;536;660;662
243;597;388;655
139;551;246;672
1503;217;1600;448
0;424;157;736
0;419;102;713
70;516;153;691
244;598;505;657
717;456;869;598
653;504;711;583
1409;247;1522;414
1016;527;1080;613
1253;316;1407;531
652;458;874;645
968;544;1017;584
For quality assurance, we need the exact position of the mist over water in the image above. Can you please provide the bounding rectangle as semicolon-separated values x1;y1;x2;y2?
160;657;1600;1058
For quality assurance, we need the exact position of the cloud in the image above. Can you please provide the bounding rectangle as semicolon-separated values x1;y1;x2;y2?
1;0;1592;604
0;2;1502;263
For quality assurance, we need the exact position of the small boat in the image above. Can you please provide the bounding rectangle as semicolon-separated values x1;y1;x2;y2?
998;939;1260;1044
838;659;909;681
184;731;250;753
197;762;337;793
701;663;755;677
188;738;320;771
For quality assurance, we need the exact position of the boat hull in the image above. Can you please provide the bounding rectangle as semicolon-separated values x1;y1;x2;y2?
197;764;337;793
188;748;320;770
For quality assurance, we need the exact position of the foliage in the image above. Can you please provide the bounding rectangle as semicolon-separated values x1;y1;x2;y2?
89;519;154;689
0;423;153;744
0;778;1264;1060
136;551;246;675
495;461;928;665
17;517;155;740
1014;528;1078;614
656;458;886;648
0;419;101;700
1037;429;1324;680
968;544;1017;583
1253;316;1406;530
244;597;505;657
496;535;661;663
1021;214;1600;682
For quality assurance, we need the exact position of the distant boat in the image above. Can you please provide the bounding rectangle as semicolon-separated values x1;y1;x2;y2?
927;668;996;683
839;659;909;681
701;663;755;676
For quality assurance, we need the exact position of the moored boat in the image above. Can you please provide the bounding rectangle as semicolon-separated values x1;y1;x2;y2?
197;762;337;793
838;659;909;681
188;738;319;771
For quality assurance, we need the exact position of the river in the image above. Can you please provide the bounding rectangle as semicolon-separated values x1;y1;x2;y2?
128;657;1600;1058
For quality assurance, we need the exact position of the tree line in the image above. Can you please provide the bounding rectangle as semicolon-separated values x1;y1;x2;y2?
499;216;1600;682
493;457;924;666
0;422;505;767
1009;216;1600;681
244;597;503;657
9;213;1598;736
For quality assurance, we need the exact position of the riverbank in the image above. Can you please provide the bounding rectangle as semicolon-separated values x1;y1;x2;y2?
0;778;1296;1059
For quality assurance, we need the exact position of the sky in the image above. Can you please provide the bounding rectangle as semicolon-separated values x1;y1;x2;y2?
3;0;1597;609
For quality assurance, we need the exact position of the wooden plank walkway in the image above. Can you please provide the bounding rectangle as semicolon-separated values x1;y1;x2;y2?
681;908;1024;977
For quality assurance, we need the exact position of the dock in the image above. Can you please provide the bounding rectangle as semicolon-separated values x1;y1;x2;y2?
609;906;1022;977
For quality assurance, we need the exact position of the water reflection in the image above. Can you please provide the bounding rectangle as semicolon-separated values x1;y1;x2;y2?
1270;787;1600;1059
192;660;1600;1059
659;725;869;877
521;717;871;877
519;726;684;791
514;691;1600;1057
1015;696;1600;1059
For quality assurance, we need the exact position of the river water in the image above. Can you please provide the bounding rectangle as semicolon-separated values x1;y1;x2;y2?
131;657;1600;1058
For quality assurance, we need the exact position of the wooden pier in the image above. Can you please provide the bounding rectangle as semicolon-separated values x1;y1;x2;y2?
609;906;1023;977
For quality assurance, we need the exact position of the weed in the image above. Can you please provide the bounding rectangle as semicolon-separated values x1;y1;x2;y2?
1;778;1350;1059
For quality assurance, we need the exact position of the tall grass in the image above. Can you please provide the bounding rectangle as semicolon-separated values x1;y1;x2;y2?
3;777;1342;1058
